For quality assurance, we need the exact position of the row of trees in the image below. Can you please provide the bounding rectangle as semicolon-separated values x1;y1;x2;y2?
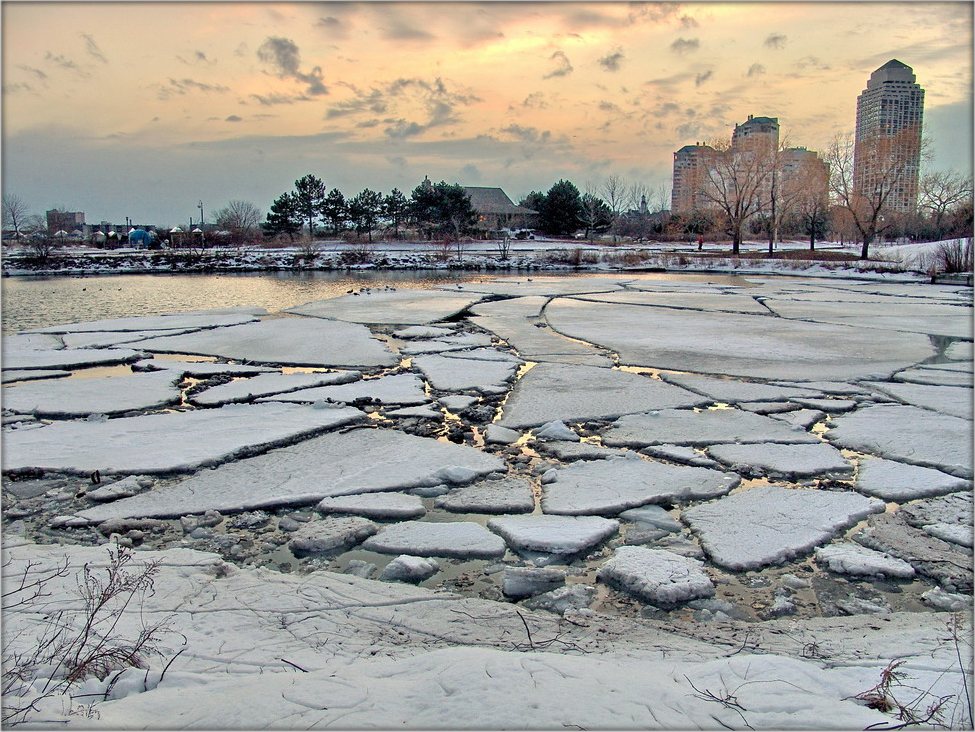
261;175;478;242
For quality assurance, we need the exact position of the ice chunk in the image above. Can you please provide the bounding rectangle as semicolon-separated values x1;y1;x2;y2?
441;348;523;364
264;373;427;406
288;517;378;555
501;566;566;599
769;409;826;431
738;401;801;415
379;555;440;583
542;456;739;515
439;395;478;412
487;515;618;558
945;340;973;361
854;457;970;502
789;398;856;413
639;444;722;469
706;442;853;479
288;289;483;324
922;587;970;611
573;290;770;314
827;404;973;478
536;441;628;462
618;506;682;533
682;486;885;570
522;584;596;614
483;424;520;445
2;370;181;417
598;546;714;606
499;363;706;429
24;311;260;333
1;369;70;383
386;404;442;418
394;325;457;339
922;523;973;548
399;333;495;355
135;317;397;367
84;476;153;503
71;428;503;521
2;402;364;476
814;543;916;579
2;347;143;371
602;408;820;447
894;367;973;387
362;521;506;559
861;382;973;420
659;373;823;403
133;359;276;377
191;371;360;405
317;493;426;520
545;298;934;381
412;354;518;393
534;420;579;442
900;491;973;528
435;477;534;514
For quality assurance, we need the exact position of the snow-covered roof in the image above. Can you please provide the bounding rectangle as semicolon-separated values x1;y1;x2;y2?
462;187;537;215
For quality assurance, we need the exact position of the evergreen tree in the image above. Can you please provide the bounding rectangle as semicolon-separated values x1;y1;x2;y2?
321;188;348;236
540;180;583;236
293;174;327;238
579;193;613;240
261;192;302;241
348;189;383;242
383;188;409;238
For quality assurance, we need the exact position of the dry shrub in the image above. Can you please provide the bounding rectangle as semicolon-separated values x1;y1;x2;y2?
935;238;973;274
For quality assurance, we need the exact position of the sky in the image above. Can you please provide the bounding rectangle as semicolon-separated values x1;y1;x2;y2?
2;1;972;226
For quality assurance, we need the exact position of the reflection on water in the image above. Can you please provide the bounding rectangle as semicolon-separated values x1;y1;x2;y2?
1;270;753;334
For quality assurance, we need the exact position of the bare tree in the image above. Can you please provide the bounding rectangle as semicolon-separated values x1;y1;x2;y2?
2;193;30;238
697;140;772;254
826;129;923;259
919;170;973;239
792;158;831;250
602;175;627;242
215;200;262;246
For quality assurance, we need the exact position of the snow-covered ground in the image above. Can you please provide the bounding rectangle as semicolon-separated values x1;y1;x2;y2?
2;274;972;728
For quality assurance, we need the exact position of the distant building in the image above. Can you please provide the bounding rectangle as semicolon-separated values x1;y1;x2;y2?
731;115;779;152
853;59;924;213
462;186;538;233
46;209;85;233
671;143;717;214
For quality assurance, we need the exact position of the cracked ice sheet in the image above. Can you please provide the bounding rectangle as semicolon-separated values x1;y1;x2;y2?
134;317;396;368
287;289;483;324
133;359;276;377
1;403;365;477
682;485;885;571
705;442;853;480
545;298;934;381
861;381;973;420
659;372;824;403
542;456;739;515
827;404;973;478
60;329;202;349
439;276;626;297
762;297;972;338
2;370;182;417
1;369;70;383
260;373;427;406
24;310;262;334
72;429;504;521
412;354;518;394
190;371;360;406
1;347;144;371
570;290;771;314
1;541;959;730
855;457;971;502
469;296;614;367
499;363;707;429
601;408;821;447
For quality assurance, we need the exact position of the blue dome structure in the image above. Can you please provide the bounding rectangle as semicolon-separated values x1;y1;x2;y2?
128;229;157;247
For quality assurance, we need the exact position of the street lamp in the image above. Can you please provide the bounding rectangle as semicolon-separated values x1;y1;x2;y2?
198;201;205;246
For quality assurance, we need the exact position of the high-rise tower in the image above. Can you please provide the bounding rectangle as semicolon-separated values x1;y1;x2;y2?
853;59;924;213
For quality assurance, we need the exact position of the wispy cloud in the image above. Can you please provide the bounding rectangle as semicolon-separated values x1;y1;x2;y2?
764;32;787;49
544;50;573;79
44;52;88;77
225;115;242;122
747;63;766;77
670;37;700;55
257;36;327;96
17;65;48;81
158;78;230;100
500;124;552;144
679;15;699;29
598;48;625;72
249;92;310;106
82;34;107;64
178;50;216;66
695;70;713;86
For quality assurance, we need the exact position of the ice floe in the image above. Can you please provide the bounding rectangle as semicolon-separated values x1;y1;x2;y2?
60;329;200;349
399;332;495;355
541;456;739;515
135;317;397;367
133;359;276;376
288;516;379;555
501;566;566;598
826;404;973;478
861;381;973;420
434;477;535;514
2;402;363;477
659;373;823;403
572;290;771;314
24;311;260;334
499;364;706;429
483;424;520;445
534;420;579;441
386;404;441;418
639;444;723;468
487;515;619;560
598;546;714;606
601;408;820;447
853;457;970;501
379;555;440;582
263;373;427;406
287;289;482;324
2;347;144;371
3;370;181;417
190;370;360;405
682;486;885;570
69;428;503;520
412;353;518;393
535;441;628;462
1;369;70;383
705;442;853;479
393;325;457;339
316;492;426;520
814;543;916;579
362;520;507;559
769;409;827;431
618;505;682;533
894;366;973;387
922;523;973;548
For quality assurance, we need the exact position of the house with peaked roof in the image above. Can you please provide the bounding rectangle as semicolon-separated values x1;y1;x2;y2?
462;186;538;235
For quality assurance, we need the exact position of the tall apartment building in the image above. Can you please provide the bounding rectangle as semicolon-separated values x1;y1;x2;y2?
46;209;85;233
731;115;779;152
853;59;924;213
671;143;716;213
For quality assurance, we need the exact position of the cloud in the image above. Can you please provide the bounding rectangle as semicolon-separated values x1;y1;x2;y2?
598;101;620;113
82;34;107;64
521;92;547;109
250;92;309;106
43;52;88;76
764;33;787;49
326;88;388;118
158;78;230;100
598;49;625;72
225;115;243;122
2;82;34;95
316;15;348;38
654;101;681;116
746;63;766;77
500;124;551;144
460;163;482;182
234;43;248;57
256;36;327;96
384;119;425;139
679;15;699;29
644;70;695;89
179;50;216;66
795;55;830;71
670;38;699;55
695;70;713;86
543;50;573;79
381;19;434;41
17;65;48;81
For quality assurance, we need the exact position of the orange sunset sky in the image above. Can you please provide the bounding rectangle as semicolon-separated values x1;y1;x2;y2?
2;2;972;224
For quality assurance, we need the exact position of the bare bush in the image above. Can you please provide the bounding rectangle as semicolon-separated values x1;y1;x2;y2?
2;545;175;726
935;238;973;274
